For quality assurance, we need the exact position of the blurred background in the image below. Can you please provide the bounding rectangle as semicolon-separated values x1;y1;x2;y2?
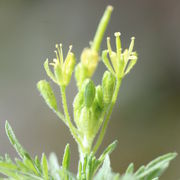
0;0;180;179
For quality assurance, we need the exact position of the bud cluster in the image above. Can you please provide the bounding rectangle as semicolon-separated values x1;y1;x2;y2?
37;5;137;157
73;71;116;150
75;48;99;89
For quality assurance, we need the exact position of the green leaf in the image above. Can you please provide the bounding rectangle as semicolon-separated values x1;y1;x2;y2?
48;153;60;180
23;157;39;175
61;144;71;180
94;155;120;180
62;144;70;170
5;121;31;161
0;161;19;179
125;163;134;174
135;152;177;179
95;140;118;172
41;153;49;180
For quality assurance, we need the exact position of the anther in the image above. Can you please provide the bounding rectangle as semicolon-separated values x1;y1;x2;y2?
114;32;121;37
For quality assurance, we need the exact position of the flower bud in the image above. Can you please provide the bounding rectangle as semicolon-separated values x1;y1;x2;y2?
75;63;87;89
95;85;104;109
37;80;58;111
102;71;116;104
81;48;99;77
63;52;76;86
84;79;95;108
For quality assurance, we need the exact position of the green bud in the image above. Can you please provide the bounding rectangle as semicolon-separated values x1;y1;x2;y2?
37;80;58;111
75;63;88;89
95;85;104;109
102;71;116;104
84;80;96;108
81;48;99;77
63;52;76;86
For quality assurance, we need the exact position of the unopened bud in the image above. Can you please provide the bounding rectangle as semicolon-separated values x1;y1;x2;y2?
63;52;76;86
81;48;99;77
84;79;95;108
95;85;104;109
37;80;58;111
102;71;116;104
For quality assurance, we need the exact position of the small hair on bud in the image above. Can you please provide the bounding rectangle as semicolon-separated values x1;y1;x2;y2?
114;32;121;37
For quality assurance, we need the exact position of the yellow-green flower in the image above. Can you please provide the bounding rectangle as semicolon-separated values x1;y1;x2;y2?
102;32;137;79
44;44;76;87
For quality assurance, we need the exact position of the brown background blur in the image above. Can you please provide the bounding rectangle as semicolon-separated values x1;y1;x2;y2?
0;0;180;179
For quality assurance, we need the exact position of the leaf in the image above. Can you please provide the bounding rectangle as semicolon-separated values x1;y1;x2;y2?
94;155;120;180
48;153;60;180
23;157;39;175
135;152;177;179
5;121;30;160
94;140;118;172
61;144;71;180
62;144;70;170
41;153;49;180
125;163;134;174
5;122;41;176
0;161;19;179
120;174;137;180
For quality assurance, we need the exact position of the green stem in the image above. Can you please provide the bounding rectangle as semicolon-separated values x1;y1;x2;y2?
60;86;83;149
91;5;113;52
55;111;66;124
93;78;122;153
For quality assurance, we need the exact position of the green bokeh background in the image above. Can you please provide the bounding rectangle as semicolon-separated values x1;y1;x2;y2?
0;0;180;179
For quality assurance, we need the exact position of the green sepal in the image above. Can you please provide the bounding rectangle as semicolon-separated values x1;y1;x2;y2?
95;85;104;109
44;59;57;83
54;63;63;86
84;79;96;108
102;71;116;104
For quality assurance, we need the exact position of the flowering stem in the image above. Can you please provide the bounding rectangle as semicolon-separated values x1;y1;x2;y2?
91;5;113;52
93;78;122;153
60;86;83;149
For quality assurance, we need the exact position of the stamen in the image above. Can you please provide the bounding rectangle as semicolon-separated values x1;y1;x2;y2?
128;37;135;56
114;32;121;57
54;51;59;62
59;43;64;64
114;32;121;37
107;37;112;56
53;59;57;63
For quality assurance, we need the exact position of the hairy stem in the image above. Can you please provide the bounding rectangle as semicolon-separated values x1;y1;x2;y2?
93;79;122;153
60;86;83;149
